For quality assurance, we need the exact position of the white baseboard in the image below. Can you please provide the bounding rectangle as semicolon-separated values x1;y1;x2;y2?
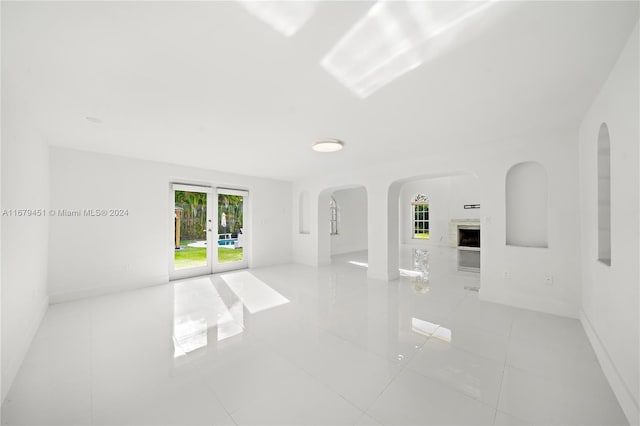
49;275;169;304
580;310;639;426
1;296;49;402
330;246;369;256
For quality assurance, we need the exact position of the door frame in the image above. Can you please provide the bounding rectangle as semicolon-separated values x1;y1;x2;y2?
169;183;250;280
170;183;214;281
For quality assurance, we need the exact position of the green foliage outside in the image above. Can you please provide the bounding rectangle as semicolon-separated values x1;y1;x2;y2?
218;194;243;235
175;191;207;241
413;203;429;239
175;191;244;240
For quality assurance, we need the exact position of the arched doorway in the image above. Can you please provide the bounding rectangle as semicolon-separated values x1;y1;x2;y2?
317;185;368;266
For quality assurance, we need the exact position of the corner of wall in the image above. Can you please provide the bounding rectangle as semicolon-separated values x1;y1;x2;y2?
581;310;639;425
48;274;169;304
1;295;48;402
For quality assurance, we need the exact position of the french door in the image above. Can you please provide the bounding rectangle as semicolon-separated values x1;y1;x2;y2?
171;184;248;280
215;188;248;272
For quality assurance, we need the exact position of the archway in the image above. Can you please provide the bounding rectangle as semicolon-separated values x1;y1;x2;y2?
388;172;481;286
317;185;368;266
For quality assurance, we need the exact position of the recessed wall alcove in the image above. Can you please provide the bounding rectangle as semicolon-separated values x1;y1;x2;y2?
298;191;310;234
597;122;611;265
505;161;548;248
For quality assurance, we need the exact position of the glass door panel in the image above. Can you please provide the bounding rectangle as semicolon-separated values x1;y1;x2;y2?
216;189;248;271
172;185;213;279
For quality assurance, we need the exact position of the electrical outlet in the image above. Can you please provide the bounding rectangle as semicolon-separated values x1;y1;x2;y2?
544;275;553;285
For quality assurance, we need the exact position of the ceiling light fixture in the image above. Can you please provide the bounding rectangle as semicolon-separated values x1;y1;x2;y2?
312;139;344;152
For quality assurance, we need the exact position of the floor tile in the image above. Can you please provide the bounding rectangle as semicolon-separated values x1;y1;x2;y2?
439;319;511;364
493;410;530;425
2;378;92;426
92;382;234;425
407;339;504;407
230;370;363;425
199;340;305;414
367;367;497;425
354;413;383;425
268;326;402;411
498;366;627;426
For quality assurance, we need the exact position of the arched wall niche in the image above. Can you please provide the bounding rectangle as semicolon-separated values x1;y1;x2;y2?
505;161;548;248
597;122;611;265
298;191;310;234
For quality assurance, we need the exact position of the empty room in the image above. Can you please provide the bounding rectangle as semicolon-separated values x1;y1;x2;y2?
1;1;639;425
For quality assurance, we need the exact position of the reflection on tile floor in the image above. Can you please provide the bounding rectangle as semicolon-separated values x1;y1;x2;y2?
1;247;627;425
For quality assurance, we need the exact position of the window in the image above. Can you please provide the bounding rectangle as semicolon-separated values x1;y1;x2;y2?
329;196;338;235
412;194;429;239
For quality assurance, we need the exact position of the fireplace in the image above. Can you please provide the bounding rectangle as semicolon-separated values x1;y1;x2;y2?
458;228;480;248
448;219;480;248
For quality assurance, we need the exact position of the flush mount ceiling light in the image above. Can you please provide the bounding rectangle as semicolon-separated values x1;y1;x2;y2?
312;139;345;152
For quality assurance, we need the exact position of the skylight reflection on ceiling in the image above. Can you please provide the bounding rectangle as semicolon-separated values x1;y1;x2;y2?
321;0;498;98
236;1;318;37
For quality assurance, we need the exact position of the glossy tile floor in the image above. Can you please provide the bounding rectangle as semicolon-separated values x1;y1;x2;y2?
2;246;627;425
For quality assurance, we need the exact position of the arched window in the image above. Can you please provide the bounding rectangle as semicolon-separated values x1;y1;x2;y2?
412;194;429;239
597;123;611;265
329;196;338;235
506;161;548;248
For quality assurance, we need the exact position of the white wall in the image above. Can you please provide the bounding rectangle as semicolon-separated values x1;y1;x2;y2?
399;175;480;245
292;125;581;318
330;187;368;255
1;108;50;401
448;175;483;221
477;127;581;318
48;147;292;303
578;22;639;425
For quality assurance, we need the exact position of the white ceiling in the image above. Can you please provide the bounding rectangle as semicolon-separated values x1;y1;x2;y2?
2;1;638;181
